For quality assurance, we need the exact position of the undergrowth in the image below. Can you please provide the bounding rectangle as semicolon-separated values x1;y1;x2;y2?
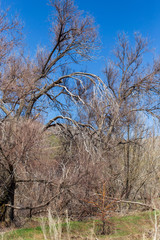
0;211;160;239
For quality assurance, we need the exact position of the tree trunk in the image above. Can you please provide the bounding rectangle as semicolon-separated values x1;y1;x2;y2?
0;176;15;222
8;178;15;221
7;165;16;222
125;124;130;199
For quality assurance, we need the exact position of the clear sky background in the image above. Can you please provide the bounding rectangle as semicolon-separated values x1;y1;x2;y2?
2;0;160;77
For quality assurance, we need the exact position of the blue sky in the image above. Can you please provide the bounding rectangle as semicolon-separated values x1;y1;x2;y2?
2;0;160;76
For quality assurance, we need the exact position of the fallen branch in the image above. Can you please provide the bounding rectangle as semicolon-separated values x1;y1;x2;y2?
6;190;63;211
107;196;158;211
92;194;158;211
16;179;56;185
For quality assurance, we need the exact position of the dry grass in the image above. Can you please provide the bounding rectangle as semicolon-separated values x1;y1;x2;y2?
1;210;160;239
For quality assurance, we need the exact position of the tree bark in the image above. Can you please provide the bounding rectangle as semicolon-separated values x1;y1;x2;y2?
8;178;15;221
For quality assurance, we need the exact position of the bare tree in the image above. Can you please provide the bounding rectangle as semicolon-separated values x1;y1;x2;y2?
0;0;100;124
0;119;45;221
0;0;102;223
1;0;160;224
79;33;160;200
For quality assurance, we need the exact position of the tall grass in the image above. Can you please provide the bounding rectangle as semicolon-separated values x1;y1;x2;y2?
142;209;160;240
41;209;99;240
0;233;4;240
41;209;64;240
